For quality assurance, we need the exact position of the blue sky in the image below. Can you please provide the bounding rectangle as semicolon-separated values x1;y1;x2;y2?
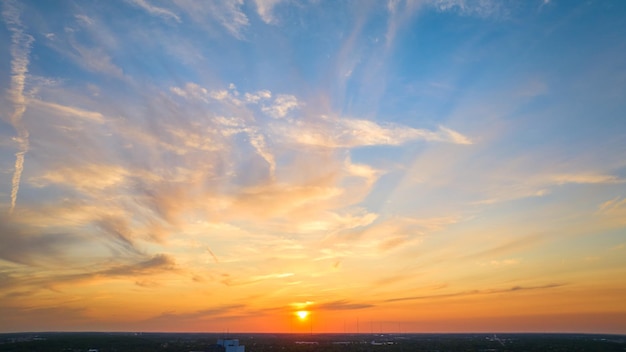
1;0;625;333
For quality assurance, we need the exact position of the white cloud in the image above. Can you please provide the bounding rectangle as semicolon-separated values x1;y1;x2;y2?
248;132;276;178
30;99;105;123
170;83;243;105
253;0;284;24
262;94;300;118
210;89;230;101
285;116;472;148
219;0;249;39
344;158;382;186
429;0;506;18
127;0;181;23
551;173;625;185
173;0;249;39
74;14;95;26
244;90;272;103
170;82;208;101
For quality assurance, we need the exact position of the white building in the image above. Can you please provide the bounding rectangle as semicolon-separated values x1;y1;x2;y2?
217;339;245;352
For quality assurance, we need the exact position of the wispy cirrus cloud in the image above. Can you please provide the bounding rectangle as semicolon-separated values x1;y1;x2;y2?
29;99;106;124
173;0;249;40
316;299;375;311
461;233;544;262
281;117;472;148
385;283;565;303
429;0;508;18
551;173;626;185
598;196;626;214
385;0;507;48
126;0;181;23
253;0;285;24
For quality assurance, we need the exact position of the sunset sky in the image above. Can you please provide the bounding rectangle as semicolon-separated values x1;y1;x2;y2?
1;0;625;334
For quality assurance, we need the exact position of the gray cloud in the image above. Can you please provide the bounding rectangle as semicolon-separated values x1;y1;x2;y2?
146;303;248;323
0;215;79;265
385;283;565;303
100;253;175;277
95;216;142;256
316;299;375;311
0;253;176;293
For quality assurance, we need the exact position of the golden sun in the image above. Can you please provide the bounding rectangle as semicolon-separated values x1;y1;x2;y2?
296;310;309;320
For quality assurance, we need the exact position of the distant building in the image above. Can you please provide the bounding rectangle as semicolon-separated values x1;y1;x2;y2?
217;339;245;352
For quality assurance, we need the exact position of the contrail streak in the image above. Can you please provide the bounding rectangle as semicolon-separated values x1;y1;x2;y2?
3;1;33;214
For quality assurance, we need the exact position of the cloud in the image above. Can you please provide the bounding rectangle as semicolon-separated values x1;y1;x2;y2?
231;181;345;219
0;253;176;293
29;164;129;192
40;14;125;80
248;132;276;177
385;0;424;48
385;0;507;48
168;83;472;153
284;117;472;148
95;216;142;255
127;0;181;23
212;0;249;39
0;214;79;265
385;283;565;303
29;99;106;123
551;173;626;185
598;196;626;214
101;253;175;276
482;171;626;205
68;40;125;78
301;208;378;236
2;0;34;214
428;0;507;18
146;304;248;324
595;196;626;227
253;0;284;24
344;158;382;186
173;0;249;40
170;82;242;105
378;235;411;252
244;90;272;103
463;233;544;261
316;299;374;311
170;83;206;100
318;215;457;264
262;94;300;118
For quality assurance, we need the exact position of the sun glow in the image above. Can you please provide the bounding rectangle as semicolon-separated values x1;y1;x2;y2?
296;310;309;320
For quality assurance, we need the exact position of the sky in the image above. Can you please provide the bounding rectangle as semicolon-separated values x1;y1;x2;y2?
1;0;625;334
